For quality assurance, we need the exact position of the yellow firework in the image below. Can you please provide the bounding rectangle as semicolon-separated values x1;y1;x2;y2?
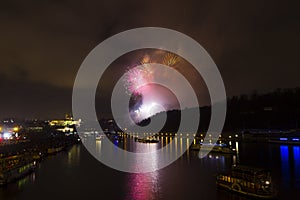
140;54;151;65
163;53;179;67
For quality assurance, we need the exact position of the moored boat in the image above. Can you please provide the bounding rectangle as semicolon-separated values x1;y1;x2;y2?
0;155;37;186
134;137;159;143
268;137;300;144
190;143;236;154
216;165;278;199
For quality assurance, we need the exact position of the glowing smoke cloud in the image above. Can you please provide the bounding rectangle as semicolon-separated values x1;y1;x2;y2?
129;84;179;123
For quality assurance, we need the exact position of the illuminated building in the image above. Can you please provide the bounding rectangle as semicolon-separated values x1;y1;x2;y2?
48;114;81;135
0;123;20;140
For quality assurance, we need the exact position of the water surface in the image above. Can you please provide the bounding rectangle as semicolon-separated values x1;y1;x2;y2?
1;136;299;200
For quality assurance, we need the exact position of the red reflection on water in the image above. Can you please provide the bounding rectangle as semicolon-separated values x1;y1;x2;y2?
125;143;160;200
126;172;160;200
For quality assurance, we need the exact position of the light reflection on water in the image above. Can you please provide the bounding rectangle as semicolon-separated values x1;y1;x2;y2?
293;146;300;187
125;144;160;200
280;145;300;189
280;145;290;188
67;144;81;166
1;135;300;199
93;135;234;199
17;172;36;189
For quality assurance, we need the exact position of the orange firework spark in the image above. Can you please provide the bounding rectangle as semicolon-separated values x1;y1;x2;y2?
140;54;151;65
163;53;179;67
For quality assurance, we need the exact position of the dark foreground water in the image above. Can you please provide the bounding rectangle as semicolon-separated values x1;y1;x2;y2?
1;138;300;200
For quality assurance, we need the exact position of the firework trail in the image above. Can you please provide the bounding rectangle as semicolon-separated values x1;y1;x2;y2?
162;53;179;67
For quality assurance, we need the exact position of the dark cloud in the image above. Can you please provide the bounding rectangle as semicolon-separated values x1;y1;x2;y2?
0;0;299;118
0;75;72;119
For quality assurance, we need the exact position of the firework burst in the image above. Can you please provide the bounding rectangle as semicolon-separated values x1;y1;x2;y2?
162;53;179;67
122;52;182;122
140;54;151;65
124;65;153;94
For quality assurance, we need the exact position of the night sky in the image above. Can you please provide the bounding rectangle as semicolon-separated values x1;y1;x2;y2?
0;0;299;119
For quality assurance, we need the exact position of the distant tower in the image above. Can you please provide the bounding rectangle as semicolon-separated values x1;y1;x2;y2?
65;113;73;120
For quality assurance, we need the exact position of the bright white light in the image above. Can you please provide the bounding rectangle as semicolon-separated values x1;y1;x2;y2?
265;181;270;185
134;102;164;120
3;132;12;140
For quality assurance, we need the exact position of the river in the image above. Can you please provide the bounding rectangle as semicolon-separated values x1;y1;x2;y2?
1;135;299;200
